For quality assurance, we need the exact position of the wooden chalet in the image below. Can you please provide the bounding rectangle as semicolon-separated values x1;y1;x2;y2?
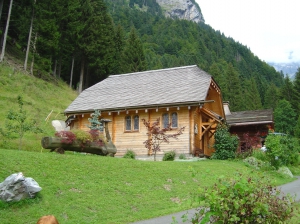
64;65;225;156
224;102;274;151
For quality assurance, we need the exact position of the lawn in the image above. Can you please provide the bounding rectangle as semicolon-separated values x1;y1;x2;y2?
0;149;295;224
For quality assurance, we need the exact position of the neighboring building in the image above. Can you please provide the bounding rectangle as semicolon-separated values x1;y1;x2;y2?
64;65;225;156
225;102;274;151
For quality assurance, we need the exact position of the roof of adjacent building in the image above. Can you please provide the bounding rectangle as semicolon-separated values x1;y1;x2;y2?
226;109;273;126
65;65;213;114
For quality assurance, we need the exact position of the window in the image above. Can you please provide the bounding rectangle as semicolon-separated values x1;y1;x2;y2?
171;112;178;128
134;115;139;130
162;112;178;128
125;116;131;131
125;115;139;131
162;113;169;128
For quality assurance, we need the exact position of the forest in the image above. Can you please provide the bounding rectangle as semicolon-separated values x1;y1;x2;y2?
0;0;299;129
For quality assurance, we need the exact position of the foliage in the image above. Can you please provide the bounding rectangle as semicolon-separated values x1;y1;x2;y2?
123;149;136;159
252;149;268;161
265;134;299;169
55;131;76;144
294;115;300;138
5;96;42;150
179;153;186;160
142;118;185;161
162;151;176;161
211;123;239;160
243;156;271;170
88;110;103;131
71;129;91;144
192;173;295;224
274;100;296;135
240;132;261;153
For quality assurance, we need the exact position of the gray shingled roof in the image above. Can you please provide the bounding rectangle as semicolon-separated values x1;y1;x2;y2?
65;65;212;114
226;109;273;126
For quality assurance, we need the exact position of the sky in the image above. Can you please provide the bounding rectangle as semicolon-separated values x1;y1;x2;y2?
195;0;300;63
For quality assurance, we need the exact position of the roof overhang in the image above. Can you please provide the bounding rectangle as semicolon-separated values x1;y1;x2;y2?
64;100;215;115
228;121;273;127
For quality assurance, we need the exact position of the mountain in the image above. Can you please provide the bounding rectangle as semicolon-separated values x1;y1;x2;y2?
268;62;300;79
156;0;204;23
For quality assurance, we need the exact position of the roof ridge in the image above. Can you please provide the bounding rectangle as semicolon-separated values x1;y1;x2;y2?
108;65;198;78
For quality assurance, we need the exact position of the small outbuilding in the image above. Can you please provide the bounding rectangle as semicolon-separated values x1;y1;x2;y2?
64;65;225;156
225;102;274;151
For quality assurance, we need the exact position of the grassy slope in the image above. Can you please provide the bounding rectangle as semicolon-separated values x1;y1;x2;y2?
0;63;78;151
0;149;295;224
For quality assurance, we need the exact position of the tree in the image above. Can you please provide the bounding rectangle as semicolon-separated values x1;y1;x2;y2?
274;100;296;135
224;63;243;111
243;77;262;110
78;0;117;91
0;0;13;62
5;96;42;150
121;27;147;73
142;118;185;161
292;67;300;112
264;83;280;109
280;76;294;103
212;123;239;160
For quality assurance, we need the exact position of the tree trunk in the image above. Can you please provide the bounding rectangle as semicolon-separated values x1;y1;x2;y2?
0;0;13;62
24;2;35;71
41;137;117;156
0;0;4;22
30;31;37;75
78;57;85;93
69;55;74;88
53;59;57;77
58;56;62;78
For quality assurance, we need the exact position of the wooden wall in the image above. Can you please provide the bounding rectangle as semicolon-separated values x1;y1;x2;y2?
68;106;193;156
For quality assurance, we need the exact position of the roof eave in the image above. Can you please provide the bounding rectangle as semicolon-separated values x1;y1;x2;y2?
64;100;215;115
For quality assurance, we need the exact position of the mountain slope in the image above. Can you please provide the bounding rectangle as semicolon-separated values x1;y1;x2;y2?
0;64;78;151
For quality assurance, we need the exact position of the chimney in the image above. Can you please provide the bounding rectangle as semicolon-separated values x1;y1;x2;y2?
223;102;231;115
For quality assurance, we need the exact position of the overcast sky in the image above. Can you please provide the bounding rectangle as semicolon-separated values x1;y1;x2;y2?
195;0;300;63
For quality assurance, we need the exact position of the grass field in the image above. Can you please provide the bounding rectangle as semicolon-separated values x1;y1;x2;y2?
0;63;78;151
0;148;296;224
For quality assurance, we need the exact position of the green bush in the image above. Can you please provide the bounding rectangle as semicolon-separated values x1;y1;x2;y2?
192;173;295;223
252;149;268;161
162;151;176;161
71;129;91;144
243;156;272;171
179;153;186;160
265;135;299;169
123;149;136;159
211;124;239;160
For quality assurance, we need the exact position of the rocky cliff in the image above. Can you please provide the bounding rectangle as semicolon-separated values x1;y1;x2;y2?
156;0;204;23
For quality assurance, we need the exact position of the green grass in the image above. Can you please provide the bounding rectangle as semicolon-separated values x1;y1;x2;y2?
0;63;78;151
0;149;296;224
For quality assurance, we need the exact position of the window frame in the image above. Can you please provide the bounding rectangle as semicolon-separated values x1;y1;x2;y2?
124;115;140;132
162;112;178;129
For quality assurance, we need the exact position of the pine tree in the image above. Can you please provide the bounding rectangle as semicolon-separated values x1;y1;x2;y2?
121;27;147;73
264;83;280;109
243;77;262;110
280;76;295;103
292;67;300;113
274;100;296;135
224;63;243;111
